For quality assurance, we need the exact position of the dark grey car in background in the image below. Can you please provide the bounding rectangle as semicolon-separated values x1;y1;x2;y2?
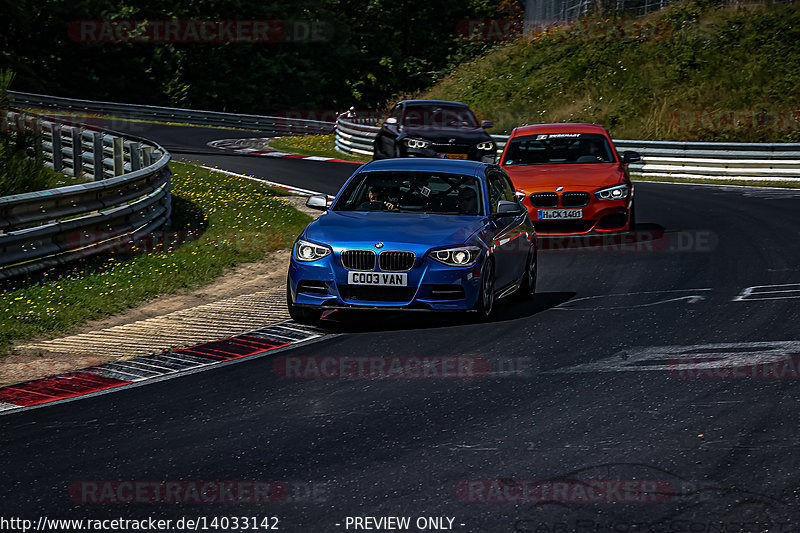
373;100;496;163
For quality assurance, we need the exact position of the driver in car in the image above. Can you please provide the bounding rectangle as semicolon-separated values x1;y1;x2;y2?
357;186;397;211
578;139;608;162
458;186;479;215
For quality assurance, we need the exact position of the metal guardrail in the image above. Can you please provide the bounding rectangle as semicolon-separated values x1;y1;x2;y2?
335;116;800;182
0;110;171;280
9;90;335;135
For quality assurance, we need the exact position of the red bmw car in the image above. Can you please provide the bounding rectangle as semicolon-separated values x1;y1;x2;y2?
499;123;641;235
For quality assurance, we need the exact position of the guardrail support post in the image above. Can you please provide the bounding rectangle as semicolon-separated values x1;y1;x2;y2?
33;117;43;165
112;137;124;176
72;128;83;178
129;142;142;171
93;132;104;180
51;124;63;172
142;146;153;167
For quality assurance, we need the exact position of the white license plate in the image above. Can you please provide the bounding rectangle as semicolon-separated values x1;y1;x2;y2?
538;208;583;220
347;271;408;286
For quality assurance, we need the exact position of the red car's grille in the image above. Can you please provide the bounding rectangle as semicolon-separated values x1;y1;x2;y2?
530;193;558;208
560;191;590;207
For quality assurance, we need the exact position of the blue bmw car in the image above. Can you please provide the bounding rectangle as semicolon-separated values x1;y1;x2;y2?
286;158;537;324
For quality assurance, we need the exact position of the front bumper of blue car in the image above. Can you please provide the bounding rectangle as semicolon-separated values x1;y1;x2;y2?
288;242;485;311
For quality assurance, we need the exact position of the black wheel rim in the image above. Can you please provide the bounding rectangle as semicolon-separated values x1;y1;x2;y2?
527;255;537;296
482;263;494;316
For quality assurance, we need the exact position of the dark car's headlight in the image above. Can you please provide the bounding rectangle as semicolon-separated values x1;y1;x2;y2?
429;246;481;267
595;184;629;200
476;141;494;151
405;138;431;149
295;239;332;262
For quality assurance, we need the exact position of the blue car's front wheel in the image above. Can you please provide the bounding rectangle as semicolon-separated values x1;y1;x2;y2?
516;250;537;301
287;281;322;325
474;258;495;321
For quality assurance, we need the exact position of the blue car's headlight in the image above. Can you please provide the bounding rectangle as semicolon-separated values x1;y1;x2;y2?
429;246;481;267
595;184;629;200
405;138;431;149
476;141;494;151
295;239;332;262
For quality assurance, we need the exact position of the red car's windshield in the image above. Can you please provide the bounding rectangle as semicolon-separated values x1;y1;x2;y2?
503;132;616;165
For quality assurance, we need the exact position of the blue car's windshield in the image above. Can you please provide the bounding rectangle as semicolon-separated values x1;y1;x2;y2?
503;132;615;165
332;171;484;216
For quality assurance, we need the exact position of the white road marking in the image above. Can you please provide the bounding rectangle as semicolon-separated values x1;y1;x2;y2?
548;340;800;374
555;289;711;311
733;283;800;301
195;165;334;199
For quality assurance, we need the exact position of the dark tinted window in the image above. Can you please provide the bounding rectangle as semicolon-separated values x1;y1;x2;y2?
487;171;516;214
402;105;478;129
333;171;483;216
503;132;615;165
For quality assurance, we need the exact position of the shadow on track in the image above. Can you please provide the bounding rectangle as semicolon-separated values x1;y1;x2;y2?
537;223;666;252
316;291;576;333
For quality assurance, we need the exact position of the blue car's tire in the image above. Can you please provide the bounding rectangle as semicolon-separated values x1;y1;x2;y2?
287;282;322;325
516;250;537;301
474;258;495;321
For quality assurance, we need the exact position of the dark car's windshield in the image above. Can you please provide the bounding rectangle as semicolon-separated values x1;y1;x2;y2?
402;105;479;129
503;132;616;165
332;171;483;216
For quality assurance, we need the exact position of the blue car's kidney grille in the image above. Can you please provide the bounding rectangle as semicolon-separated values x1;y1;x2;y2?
341;250;376;271
379;251;415;272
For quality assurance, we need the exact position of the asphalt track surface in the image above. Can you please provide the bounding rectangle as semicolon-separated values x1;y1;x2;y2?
3;122;800;531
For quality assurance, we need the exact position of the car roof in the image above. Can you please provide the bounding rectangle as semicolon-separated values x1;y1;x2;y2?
358;157;488;177
398;100;469;108
510;123;609;137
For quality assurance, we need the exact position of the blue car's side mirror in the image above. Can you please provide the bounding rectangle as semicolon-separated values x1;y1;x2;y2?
493;200;524;218
306;194;328;211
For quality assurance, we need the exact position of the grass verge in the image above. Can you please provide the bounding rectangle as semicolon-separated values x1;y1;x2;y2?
0;161;312;354
424;2;800;142
269;134;371;163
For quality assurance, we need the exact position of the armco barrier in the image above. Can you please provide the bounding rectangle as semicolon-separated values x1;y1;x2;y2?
335;116;800;182
9;91;335;135
0;110;171;280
